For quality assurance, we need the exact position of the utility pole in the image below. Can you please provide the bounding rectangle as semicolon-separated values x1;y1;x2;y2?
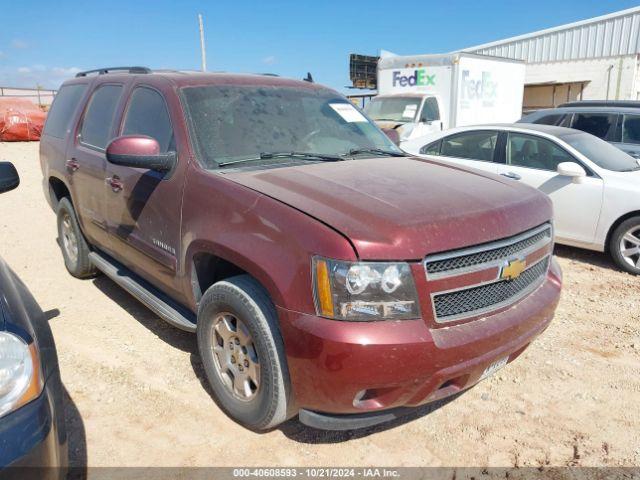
198;14;207;72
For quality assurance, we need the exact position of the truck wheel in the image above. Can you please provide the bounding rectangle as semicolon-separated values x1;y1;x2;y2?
196;275;291;430
56;197;96;278
610;216;640;275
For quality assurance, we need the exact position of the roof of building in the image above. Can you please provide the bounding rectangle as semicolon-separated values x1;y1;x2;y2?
461;6;640;64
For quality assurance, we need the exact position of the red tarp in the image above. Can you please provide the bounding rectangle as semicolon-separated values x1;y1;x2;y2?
0;98;47;141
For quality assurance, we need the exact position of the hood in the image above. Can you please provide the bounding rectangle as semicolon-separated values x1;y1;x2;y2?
224;157;552;260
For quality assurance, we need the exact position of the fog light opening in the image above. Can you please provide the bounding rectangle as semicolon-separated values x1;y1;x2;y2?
352;387;399;409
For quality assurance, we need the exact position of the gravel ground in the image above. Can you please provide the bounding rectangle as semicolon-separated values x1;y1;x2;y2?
0;142;638;470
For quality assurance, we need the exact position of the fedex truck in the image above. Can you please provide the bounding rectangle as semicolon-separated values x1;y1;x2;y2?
365;52;525;142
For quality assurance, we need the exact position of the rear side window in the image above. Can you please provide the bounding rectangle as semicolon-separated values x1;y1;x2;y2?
122;87;174;152
533;113;565;126
420;140;441;155
43;84;87;138
439;131;498;161
621;114;640;145
80;84;123;150
571;113;616;140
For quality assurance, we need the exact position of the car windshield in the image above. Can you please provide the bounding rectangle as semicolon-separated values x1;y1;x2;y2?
559;131;640;172
364;96;421;123
181;85;401;168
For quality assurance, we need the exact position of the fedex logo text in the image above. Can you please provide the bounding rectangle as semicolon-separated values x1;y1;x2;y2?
392;69;436;88
461;70;497;101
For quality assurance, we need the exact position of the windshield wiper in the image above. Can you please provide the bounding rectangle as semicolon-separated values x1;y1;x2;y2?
218;151;344;167
345;148;406;158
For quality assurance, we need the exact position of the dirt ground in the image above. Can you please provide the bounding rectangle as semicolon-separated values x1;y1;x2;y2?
0;141;638;469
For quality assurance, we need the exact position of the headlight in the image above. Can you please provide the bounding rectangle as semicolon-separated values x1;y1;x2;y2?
312;257;420;321
0;332;42;418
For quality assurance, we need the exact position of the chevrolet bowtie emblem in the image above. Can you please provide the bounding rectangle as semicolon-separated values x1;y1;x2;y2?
501;258;527;280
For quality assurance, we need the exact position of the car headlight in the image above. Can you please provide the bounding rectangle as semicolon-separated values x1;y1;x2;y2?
312;257;420;321
0;332;43;418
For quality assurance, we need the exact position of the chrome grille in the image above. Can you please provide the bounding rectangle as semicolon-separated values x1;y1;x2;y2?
432;257;550;322
425;224;552;278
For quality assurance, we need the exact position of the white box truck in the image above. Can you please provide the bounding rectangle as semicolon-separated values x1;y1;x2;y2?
365;52;525;142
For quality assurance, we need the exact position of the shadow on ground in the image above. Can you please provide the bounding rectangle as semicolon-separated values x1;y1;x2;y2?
277;393;462;444
65;385;87;480
553;244;619;272
91;275;196;353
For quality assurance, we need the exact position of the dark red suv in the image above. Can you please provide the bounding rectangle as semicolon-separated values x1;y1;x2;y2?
39;67;562;430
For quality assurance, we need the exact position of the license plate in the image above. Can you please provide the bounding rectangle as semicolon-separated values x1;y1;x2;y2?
480;356;508;381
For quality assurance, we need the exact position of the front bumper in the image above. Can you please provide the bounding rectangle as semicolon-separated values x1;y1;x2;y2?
278;258;562;427
0;376;68;478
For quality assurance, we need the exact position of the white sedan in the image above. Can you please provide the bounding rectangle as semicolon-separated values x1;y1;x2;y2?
402;124;640;274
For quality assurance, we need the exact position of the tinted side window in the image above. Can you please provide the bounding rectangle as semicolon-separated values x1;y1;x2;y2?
43;84;87;138
420;97;440;122
571;113;616;140
420;140;441;155
440;131;498;161
80;85;123;150
534;113;565;126
122;87;174;152
507;133;574;171
558;114;573;127
621;114;640;145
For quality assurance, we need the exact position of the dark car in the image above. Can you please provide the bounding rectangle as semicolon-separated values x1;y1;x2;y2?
40;66;561;431
0;163;67;478
519;100;640;158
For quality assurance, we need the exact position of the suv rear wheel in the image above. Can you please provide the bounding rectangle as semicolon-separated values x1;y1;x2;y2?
196;275;291;430
610;216;640;275
56;197;97;278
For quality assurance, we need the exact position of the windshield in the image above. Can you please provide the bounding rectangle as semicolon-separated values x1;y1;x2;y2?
181;85;401;168
364;97;421;123
559;131;640;172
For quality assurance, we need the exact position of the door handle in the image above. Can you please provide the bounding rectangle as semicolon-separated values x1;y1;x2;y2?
105;175;123;193
65;158;80;172
501;171;522;181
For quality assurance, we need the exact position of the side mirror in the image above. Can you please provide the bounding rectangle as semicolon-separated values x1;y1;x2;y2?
381;128;400;145
0;162;20;194
106;135;175;172
557;162;586;183
419;113;434;124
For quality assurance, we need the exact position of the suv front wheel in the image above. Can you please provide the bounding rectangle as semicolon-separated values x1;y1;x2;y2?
196;275;292;430
610;216;640;275
56;197;97;278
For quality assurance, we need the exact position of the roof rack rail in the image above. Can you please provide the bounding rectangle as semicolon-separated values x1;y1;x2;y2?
558;100;640;108
75;66;151;78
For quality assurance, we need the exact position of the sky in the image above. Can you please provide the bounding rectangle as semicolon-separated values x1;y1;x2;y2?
0;0;638;92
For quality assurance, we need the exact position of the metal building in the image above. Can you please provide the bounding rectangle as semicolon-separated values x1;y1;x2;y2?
461;6;640;111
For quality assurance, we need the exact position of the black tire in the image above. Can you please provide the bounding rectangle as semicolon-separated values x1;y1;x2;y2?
609;216;640;275
56;197;97;278
196;275;292;430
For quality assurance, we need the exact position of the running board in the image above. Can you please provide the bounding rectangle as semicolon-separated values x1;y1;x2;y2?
89;251;197;332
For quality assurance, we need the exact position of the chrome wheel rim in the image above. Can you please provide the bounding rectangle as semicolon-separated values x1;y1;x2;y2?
61;213;79;265
211;313;260;401
620;226;640;269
